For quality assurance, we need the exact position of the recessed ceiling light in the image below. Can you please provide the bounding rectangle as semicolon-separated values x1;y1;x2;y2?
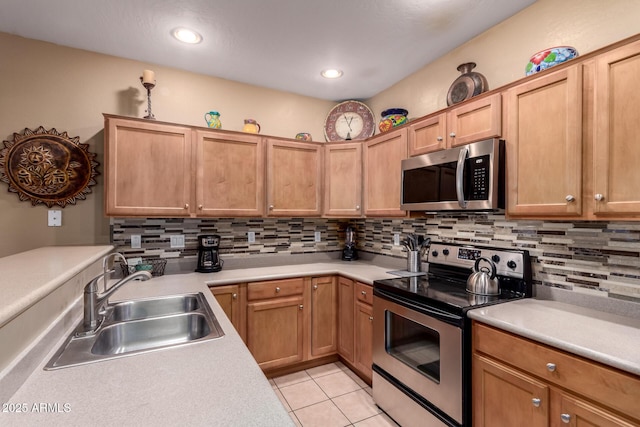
172;27;203;44
321;69;343;79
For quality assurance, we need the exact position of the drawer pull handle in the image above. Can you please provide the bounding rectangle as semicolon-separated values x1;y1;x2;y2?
546;363;556;372
532;398;541;407
275;287;281;293
361;290;367;295
232;293;237;299
560;413;571;424
299;305;304;310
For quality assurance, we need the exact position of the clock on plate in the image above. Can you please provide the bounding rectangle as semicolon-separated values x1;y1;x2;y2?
323;100;376;142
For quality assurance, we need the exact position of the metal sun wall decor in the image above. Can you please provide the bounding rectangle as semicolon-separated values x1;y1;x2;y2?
0;127;99;208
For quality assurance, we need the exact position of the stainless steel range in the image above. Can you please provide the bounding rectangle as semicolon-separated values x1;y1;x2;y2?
372;242;532;427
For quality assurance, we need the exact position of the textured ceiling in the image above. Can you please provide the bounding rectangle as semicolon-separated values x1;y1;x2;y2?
0;0;536;101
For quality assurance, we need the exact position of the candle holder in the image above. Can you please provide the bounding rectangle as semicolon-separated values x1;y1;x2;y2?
139;77;156;120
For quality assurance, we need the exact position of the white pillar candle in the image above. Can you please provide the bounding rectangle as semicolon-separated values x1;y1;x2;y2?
142;69;155;84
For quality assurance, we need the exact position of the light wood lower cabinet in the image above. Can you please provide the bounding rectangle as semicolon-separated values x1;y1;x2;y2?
310;276;337;357
209;284;246;343
353;282;374;382
473;321;640;427
337;277;355;363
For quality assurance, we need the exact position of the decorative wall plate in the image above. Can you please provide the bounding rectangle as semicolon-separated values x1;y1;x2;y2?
0;127;99;207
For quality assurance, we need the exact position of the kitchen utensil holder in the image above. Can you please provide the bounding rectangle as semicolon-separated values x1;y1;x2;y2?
407;250;421;273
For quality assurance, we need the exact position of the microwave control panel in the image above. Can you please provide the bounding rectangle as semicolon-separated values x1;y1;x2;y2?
468;154;490;200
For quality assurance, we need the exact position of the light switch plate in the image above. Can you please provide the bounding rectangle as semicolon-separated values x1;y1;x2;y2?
170;235;185;248
314;231;321;242
131;234;141;249
393;233;400;245
247;231;256;243
48;210;62;227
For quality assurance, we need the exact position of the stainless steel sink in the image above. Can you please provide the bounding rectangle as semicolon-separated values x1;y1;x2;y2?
106;293;201;322
45;292;224;370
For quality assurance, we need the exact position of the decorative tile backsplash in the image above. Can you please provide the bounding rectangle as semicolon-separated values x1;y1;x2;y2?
111;215;640;303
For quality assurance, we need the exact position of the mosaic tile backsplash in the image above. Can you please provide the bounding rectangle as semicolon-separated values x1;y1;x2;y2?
111;215;640;303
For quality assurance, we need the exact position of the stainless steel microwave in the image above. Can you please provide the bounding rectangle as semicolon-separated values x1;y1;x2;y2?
401;138;505;211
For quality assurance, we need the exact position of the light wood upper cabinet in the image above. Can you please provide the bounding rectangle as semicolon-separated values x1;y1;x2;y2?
506;66;583;217
310;276;338;358
408;93;502;156
364;128;407;217
323;142;362;217
266;138;323;216
593;39;640;216
195;130;265;217
104;116;194;216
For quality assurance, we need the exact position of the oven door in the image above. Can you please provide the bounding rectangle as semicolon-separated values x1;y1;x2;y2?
373;293;463;425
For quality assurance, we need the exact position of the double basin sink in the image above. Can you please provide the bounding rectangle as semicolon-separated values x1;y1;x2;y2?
45;292;224;369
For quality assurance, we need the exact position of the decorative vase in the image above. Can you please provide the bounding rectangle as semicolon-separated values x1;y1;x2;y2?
446;63;489;106
204;111;221;129
378;108;408;133
525;46;578;76
243;119;261;134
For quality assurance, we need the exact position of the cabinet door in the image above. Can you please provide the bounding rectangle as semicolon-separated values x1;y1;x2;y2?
195;130;265;216
354;301;373;382
266;139;323;216
104;117;193;216
552;390;637;427
506;66;583;217
363;128;407;217
210;284;245;342
323;142;362;217
337;277;355;363
408;113;447;156
310;276;337;357
593;40;640;215
473;354;549;427
247;296;304;370
447;93;502;147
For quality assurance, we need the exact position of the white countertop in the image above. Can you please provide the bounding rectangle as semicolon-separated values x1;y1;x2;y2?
468;298;640;376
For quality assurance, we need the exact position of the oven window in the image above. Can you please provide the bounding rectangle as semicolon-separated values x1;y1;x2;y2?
384;311;440;383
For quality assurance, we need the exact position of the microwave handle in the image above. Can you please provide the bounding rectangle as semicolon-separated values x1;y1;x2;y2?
456;146;469;209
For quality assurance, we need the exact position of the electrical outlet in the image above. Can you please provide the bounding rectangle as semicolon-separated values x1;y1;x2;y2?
247;231;256;243
131;234;142;249
393;233;400;245
47;210;62;227
170;234;185;248
314;231;321;242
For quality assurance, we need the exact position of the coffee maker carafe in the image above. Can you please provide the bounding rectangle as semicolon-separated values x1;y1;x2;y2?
342;226;358;261
196;234;223;273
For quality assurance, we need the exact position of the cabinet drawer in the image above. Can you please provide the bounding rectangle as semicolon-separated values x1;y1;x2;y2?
355;282;373;305
473;322;640;421
247;278;304;300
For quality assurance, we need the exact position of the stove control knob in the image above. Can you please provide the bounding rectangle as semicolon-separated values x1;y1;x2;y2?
491;254;501;263
507;260;517;269
442;249;450;256
431;250;439;257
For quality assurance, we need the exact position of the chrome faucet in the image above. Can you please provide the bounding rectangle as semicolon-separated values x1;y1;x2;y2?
102;252;127;293
78;270;152;336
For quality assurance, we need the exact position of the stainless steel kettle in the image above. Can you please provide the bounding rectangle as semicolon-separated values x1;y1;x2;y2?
466;257;500;295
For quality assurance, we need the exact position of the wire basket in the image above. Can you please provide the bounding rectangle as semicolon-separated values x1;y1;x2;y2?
119;258;167;277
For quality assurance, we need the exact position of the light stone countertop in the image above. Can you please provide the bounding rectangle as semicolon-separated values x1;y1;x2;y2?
467;298;640;376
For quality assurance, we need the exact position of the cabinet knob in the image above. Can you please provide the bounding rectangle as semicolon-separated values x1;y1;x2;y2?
546;362;556;372
232;293;237;299
437;136;443;141
356;205;360;210
361;290;367;295
184;203;189;209
313;285;318;290
565;195;575;202
198;204;203;210
275;287;281;293
269;204;274;210
369;316;373;321
560;413;571;424
449;132;456;138
532;398;541;408
594;193;604;201
299;304;304;310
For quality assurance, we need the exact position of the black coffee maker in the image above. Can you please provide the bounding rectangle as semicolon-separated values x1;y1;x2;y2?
196;234;223;273
342;226;358;261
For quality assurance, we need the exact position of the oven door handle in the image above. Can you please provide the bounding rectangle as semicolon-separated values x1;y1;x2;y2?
375;289;463;326
456;146;469;209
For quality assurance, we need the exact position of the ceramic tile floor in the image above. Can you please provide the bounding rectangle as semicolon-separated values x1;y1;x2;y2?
269;362;399;427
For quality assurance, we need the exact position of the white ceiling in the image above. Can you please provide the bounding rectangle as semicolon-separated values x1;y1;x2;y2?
0;0;536;101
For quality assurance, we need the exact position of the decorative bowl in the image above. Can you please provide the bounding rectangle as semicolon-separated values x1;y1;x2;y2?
526;46;578;76
295;132;312;141
379;108;408;133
